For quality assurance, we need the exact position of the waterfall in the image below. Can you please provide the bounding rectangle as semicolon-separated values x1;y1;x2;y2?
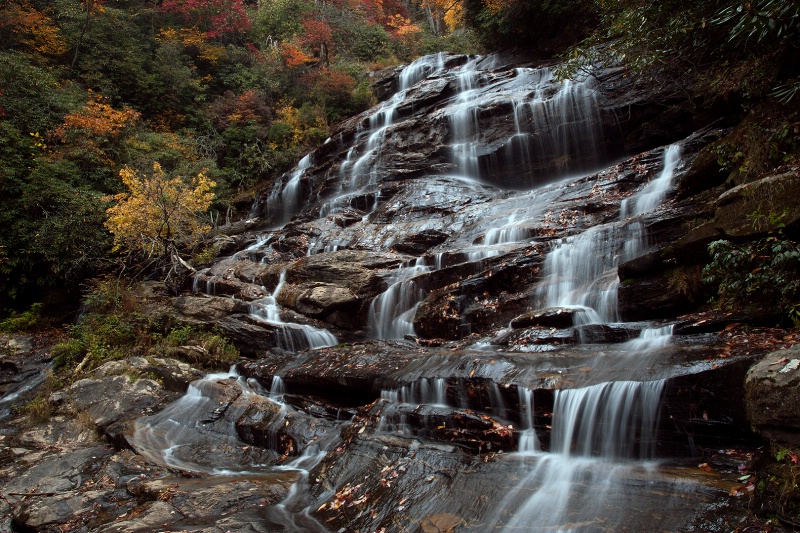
447;65;605;183
126;50;728;532
537;225;622;324
621;145;682;218
537;145;683;325
261;154;313;226
318;54;450;222
517;386;540;453
381;377;449;407
368;258;430;339
551;379;664;459
398;52;446;90
249;270;338;351
489;147;684;530
129;368;274;474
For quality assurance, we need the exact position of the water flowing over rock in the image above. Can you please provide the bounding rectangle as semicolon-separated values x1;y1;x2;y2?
25;52;782;532
134;54;768;531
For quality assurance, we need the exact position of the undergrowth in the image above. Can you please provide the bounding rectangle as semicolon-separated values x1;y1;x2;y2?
51;278;239;376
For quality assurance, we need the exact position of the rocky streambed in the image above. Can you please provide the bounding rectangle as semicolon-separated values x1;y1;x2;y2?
3;51;800;532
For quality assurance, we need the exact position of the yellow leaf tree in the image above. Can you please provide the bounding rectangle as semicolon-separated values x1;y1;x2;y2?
105;163;215;263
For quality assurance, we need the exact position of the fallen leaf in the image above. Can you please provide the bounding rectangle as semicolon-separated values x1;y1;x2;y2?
769;357;790;366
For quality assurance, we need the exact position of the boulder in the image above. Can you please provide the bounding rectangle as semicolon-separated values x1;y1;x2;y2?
173;294;250;321
394;229;450;255
744;345;800;445
67;357;200;442
288;250;404;297
714;170;800;238
280;283;359;317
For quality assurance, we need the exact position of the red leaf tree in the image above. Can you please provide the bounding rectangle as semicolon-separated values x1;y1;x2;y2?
161;0;251;39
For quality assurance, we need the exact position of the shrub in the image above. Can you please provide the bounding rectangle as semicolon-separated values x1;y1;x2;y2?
0;303;42;333
703;236;800;319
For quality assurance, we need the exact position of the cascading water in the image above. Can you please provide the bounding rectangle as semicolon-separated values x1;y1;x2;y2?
129;368;276;474
537;224;622;324
125;51;738;533
485;146;684;530
537;144;682;326
316;55;450;223
448;65;605;184
249;270;338;352
367;258;430;339
621;144;682;218
262;154;314;226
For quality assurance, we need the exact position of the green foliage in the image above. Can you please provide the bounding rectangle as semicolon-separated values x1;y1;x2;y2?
710;106;799;185
251;0;308;44
160;326;240;367
0;303;42;333
51;280;239;373
22;394;52;424
713;0;800;45
556;0;800;109
0;51;84;133
703;235;800;317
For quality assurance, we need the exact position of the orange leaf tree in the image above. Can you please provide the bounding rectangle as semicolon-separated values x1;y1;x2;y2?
52;92;140;188
0;2;67;58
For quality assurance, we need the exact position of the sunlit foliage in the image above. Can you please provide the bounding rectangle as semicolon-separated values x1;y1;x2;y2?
105;163;215;257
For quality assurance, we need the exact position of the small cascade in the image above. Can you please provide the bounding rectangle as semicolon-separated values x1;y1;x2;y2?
270;375;286;400
249;271;338;351
625;324;674;352
537;225;622;324
537;145;684;325
347;92;404;192
129;368;274;474
368;258;430;339
447;65;605;183
449;58;482;178
382;378;449;407
319;91;410;220
192;268;222;295
262;154;313;226
318;54;449;221
377;378;462;439
230;234;270;262
398;52;446;90
468;211;530;261
621;145;682;218
517;386;540;454
551;379;664;460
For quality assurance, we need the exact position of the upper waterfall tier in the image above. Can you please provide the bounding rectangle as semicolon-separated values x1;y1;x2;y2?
252;53;651;226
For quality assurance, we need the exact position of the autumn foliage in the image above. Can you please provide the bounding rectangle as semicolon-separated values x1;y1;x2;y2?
0;0;478;309
105;163;215;257
52;92;140;170
161;0;251;38
0;2;67;57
